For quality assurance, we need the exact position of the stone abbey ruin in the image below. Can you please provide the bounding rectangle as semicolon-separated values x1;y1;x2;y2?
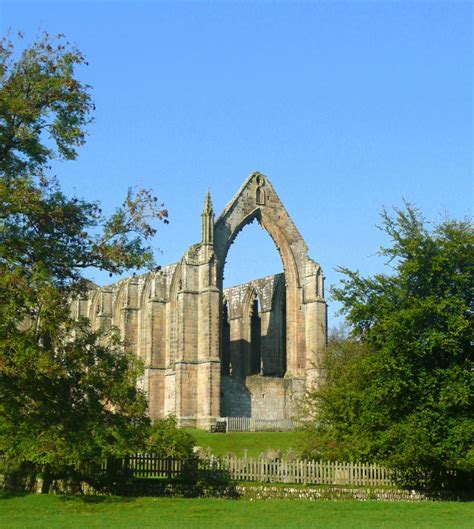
72;173;327;428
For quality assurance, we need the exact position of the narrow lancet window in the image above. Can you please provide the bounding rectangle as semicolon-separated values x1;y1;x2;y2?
250;294;261;375
222;299;231;376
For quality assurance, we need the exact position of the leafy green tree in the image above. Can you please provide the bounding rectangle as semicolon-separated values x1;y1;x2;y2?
146;417;195;458
302;205;473;489
0;32;93;180
0;33;171;474
300;327;373;462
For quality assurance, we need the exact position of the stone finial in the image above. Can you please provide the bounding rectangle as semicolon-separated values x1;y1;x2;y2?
201;190;214;244
202;190;214;215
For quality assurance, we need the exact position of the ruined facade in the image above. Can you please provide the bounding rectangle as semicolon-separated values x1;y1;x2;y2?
72;173;327;428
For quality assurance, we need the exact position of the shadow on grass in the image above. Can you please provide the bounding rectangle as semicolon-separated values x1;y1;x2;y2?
0;491;29;500
57;494;136;504
0;491;135;504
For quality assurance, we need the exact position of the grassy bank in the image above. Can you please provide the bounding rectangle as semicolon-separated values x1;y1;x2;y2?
1;493;472;529
185;429;305;457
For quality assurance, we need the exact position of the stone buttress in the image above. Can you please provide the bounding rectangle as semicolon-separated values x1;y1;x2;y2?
73;173;327;428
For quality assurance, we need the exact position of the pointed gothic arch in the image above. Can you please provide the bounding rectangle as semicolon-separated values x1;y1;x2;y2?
214;172;310;376
88;289;101;330
240;286;263;377
221;296;231;376
270;273;287;376
79;171;326;427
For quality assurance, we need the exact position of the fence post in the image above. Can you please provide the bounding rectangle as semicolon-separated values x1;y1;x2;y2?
107;455;394;486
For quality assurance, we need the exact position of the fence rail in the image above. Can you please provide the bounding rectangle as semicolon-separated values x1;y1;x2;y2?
118;454;394;486
216;457;393;486
0;453;394;487
110;455;186;478
224;417;295;432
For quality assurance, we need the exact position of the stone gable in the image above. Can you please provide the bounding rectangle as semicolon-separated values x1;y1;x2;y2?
73;173;327;428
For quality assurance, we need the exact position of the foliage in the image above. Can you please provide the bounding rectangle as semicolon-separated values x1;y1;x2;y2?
0;33;168;473
0;320;150;470
302;205;473;489
146;417;195;458
300;329;373;462
0;32;93;180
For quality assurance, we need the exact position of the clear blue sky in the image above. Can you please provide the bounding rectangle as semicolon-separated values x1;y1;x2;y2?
2;1;472;327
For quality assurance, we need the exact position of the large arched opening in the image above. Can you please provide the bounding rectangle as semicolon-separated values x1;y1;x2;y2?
213;173;320;421
215;196;304;379
79;172;327;426
219;218;287;380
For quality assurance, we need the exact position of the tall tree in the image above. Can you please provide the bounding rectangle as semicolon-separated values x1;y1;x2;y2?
0;32;92;180
302;205;473;489
0;33;168;472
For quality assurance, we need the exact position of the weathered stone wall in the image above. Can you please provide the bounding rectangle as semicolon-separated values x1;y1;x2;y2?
223;274;286;378
72;172;327;428
3;474;469;502
221;375;303;420
214;173;326;383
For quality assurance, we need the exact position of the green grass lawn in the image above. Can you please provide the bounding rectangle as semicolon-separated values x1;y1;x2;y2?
185;429;305;457
1;494;472;529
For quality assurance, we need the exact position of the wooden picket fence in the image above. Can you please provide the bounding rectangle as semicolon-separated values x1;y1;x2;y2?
0;453;393;486
111;454;186;478
215;456;393;486
116;454;394;486
224;417;295;432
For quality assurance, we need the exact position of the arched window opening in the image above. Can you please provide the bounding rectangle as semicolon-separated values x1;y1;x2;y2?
222;219;281;288
221;219;287;380
222;299;231;376
280;289;287;375
250;294;261;375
